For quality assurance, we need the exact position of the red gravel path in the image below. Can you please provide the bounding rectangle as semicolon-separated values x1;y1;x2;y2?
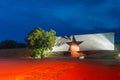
0;58;119;80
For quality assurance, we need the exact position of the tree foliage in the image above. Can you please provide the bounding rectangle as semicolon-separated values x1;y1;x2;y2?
18;43;26;48
0;40;18;49
25;27;56;58
0;40;26;49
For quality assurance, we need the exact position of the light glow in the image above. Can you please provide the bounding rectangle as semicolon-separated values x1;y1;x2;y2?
118;53;120;57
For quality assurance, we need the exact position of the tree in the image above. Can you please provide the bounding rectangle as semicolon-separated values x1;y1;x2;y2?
25;27;56;58
0;40;18;49
18;43;26;48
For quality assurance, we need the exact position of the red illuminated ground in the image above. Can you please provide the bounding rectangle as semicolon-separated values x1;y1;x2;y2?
0;58;120;80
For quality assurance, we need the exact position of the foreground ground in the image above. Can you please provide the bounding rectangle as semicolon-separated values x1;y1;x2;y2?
0;58;120;80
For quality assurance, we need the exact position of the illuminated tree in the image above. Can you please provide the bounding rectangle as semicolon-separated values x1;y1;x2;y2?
25;27;56;58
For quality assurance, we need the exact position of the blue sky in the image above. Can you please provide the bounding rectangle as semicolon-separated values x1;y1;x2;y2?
0;0;120;43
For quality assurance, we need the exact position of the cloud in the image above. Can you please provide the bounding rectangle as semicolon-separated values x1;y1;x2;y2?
51;0;120;30
0;0;120;42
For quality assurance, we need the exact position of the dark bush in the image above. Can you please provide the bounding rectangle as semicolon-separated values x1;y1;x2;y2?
0;40;18;49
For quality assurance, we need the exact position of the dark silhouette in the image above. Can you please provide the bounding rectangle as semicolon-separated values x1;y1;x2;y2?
0;40;26;49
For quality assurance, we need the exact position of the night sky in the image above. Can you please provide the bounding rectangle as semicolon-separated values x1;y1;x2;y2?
0;0;120;43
